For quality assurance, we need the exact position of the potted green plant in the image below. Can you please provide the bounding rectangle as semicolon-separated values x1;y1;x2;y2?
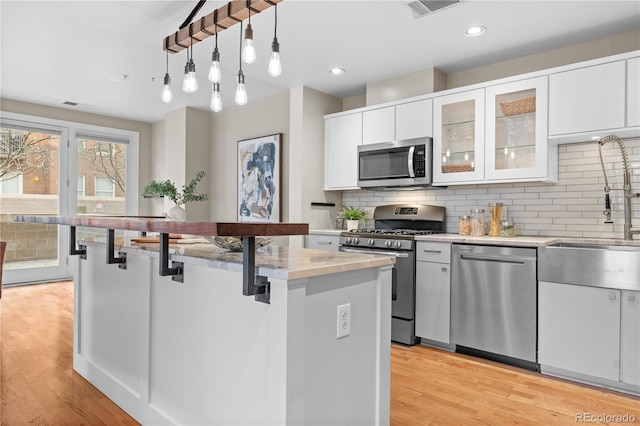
141;170;208;220
342;205;367;231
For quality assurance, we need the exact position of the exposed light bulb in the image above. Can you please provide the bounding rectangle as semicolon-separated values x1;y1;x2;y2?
161;48;172;103
208;47;221;83
235;71;247;105
210;83;222;112
242;24;256;64
183;58;198;93
161;73;172;103
268;39;281;77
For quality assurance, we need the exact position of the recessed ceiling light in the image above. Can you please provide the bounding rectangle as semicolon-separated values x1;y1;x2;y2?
464;26;486;37
329;67;345;76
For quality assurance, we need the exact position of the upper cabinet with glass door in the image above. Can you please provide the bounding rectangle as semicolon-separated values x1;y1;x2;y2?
485;76;552;182
433;89;485;184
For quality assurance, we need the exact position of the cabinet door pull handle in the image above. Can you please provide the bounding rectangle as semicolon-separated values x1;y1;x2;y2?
609;292;617;301
423;249;442;253
628;295;636;302
318;241;333;245
441;266;447;272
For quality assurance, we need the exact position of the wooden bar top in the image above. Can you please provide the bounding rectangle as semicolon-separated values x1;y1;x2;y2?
13;215;309;237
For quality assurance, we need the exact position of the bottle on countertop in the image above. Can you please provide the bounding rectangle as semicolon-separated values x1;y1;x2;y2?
470;209;485;236
488;202;503;237
459;215;471;236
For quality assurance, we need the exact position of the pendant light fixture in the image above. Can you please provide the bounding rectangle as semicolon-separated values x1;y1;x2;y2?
161;48;173;103
208;10;222;84
242;1;256;64
235;21;248;105
183;36;198;93
211;83;222;112
268;4;281;77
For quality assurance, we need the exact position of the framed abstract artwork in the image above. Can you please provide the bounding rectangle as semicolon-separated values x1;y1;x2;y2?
237;133;282;222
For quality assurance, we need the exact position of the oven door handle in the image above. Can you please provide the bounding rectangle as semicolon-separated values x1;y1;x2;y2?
407;146;416;178
340;248;410;258
391;267;398;301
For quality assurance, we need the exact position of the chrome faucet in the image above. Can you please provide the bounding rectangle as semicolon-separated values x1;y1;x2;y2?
597;135;640;240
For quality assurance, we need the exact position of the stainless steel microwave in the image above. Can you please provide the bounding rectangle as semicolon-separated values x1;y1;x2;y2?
357;138;433;188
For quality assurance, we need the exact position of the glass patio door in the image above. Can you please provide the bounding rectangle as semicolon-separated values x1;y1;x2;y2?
0;120;71;284
1;114;138;286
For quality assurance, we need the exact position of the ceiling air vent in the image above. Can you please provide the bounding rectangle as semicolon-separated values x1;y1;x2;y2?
63;101;79;106
408;0;461;18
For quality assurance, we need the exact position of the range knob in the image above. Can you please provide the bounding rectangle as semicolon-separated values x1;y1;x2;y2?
385;240;392;247
368;239;375;246
394;241;402;248
345;237;352;244
353;237;359;244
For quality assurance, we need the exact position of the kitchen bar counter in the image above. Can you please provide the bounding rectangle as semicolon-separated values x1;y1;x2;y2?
28;215;394;425
71;240;392;425
13;214;309;237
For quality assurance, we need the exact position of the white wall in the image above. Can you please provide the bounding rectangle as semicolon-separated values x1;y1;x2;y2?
343;138;640;239
289;87;342;238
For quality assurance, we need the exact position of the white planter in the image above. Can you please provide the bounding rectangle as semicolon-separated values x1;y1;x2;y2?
346;219;360;231
168;204;186;221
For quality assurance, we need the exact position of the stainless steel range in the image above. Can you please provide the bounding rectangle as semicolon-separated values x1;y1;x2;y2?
339;204;446;345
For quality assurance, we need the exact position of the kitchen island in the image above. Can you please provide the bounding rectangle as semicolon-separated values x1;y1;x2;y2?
13;216;395;425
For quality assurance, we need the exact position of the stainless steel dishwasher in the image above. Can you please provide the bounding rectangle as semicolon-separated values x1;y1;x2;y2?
451;244;538;370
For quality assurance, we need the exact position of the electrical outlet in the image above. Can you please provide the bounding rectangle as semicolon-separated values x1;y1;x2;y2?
337;303;351;339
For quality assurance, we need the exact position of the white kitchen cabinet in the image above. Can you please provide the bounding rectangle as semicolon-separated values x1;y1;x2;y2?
621;290;640;387
395;99;433;140
485;76;554;182
415;242;451;344
362;106;395;145
548;60;626;136
324;112;362;190
362;99;433;145
538;281;621;382
305;234;340;252
433;89;485;185
627;57;640;128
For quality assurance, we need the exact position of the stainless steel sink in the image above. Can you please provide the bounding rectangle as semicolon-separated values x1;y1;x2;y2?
538;243;640;291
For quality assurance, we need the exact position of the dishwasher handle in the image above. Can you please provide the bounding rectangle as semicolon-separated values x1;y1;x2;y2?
459;253;533;265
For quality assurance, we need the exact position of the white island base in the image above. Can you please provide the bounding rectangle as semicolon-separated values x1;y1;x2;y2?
73;242;393;425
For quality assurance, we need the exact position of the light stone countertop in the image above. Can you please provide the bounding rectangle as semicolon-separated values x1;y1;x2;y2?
90;239;395;281
308;229;344;236
414;233;640;248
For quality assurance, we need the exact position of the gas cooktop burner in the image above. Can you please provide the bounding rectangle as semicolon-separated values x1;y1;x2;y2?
345;229;442;236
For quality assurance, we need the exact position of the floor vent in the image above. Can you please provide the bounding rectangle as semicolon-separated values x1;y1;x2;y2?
408;0;461;18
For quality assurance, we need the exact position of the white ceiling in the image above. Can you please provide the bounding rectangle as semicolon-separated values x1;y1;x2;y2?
1;0;639;123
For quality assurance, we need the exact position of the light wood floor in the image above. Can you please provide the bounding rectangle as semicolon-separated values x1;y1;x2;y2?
1;281;638;425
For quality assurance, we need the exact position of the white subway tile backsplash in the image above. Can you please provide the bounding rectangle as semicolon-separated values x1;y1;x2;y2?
342;138;639;239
